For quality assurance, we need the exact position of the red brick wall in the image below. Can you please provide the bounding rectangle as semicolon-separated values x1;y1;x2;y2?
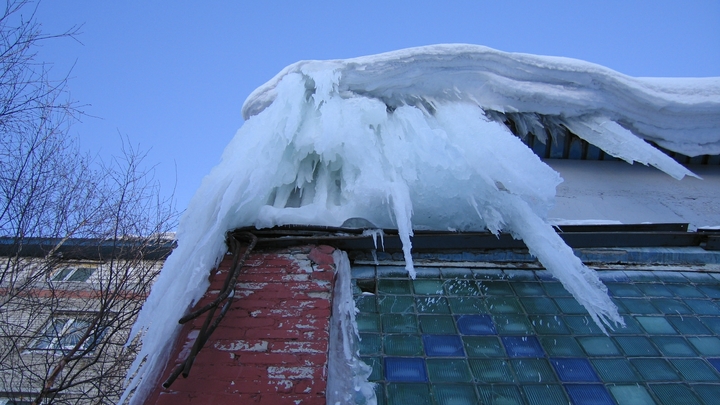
144;245;336;405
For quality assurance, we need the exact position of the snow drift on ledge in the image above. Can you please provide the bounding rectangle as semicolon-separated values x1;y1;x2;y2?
122;44;720;403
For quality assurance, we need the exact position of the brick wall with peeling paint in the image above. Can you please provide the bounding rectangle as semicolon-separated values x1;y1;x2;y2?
145;245;336;405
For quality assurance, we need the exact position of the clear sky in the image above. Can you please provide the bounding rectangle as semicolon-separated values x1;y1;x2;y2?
34;0;720;212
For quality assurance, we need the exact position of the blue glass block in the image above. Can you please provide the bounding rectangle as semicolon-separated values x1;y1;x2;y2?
683;299;720;315
378;295;415;313
359;333;382;355
708;358;720;373
423;334;465;357
477;386;523;405
462;336;504;358
510;358;557;383
361;357;383;381
384;357;427;382
615;336;660;356
591;359;641;382
468;359;514;382
521;297;560;314
694;384;720;405
480;281;514;296
650;384;702;405
512;282;545;296
486;297;523;314
630;358;680;381
636;316;677;334
419;315;457;334
609;385;655;405
667;284;706;298
652;298;692;315
636;283;673;297
550;358;599;382
382;314;418;333
426;359;473;383
523;385;568;405
543;282;572;297
606;283;643;297
413;279;444;295
577;336;621;356
700;317;720;334
553;298;589;314
653;271;688;283
651;336;698;357
667;316;712;335
565;316;605;335
378;279;412;294
502;336;545;358
443;279;481;296
624;271;658;281
620;298;661;315
565;385;614;405
681;272;717;284
415;296;451;314
386;383;432;405
530;315;571;334
597;271;629;282
432;384;478;405
540;336;585;357
670;359;720;382
698;285;720;299
456;314;496;335
691;337;720;356
448;297;486;313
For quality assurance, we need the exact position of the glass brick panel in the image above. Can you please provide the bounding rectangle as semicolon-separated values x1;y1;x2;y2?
486;297;524;314
385;358;427;382
512;282;545;296
520;297;560;314
412;280;444;295
689;337;720;356
480;281;514;296
670;359;720;382
493;314;534;335
529;315;570;334
419;315;457;334
426;359;473;383
650;384;702;405
565;316;605;335
591;358;641;382
651;336;698;357
564;385;615;405
357;313;381;332
522;385;568;405
415;296;451;314
447;297;485;313
652;298;692;315
609;385;655;405
384;334;423;356
422;335;464;357
683;299;720;315
359;333;382;355
553;297;588;314
378;295;415;313
550;358;599;382
578;336;621;356
432;384;478;405
635;283;673;297
636;316;677;334
477;385;523;405
539;336;585;357
615;336;660;356
510;358;556;383
378;279;412;294
468;359;514;383
456;314;496;335
462;336;504;358
381;314;418;333
694;385;720;405
630;358;680;381
502;336;544;358
361;357;383;381
386;383;432;405
443;279;480;296
667;316;712;335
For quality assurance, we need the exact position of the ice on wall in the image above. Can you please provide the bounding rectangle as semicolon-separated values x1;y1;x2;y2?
123;45;720;403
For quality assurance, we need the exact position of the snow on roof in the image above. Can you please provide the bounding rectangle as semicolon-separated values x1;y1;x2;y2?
122;45;720;403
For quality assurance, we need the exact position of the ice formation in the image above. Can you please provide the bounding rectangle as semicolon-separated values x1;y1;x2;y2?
122;45;720;403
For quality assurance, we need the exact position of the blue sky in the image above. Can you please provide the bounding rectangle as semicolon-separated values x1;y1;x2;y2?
34;1;720;212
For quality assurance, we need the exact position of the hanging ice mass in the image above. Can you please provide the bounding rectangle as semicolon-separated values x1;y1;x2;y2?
124;45;720;402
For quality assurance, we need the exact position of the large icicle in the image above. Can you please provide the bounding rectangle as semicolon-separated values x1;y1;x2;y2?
124;45;719;403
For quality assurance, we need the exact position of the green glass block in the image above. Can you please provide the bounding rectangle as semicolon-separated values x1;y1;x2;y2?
615;336;660;356
667;316;712;335
564;316;604;335
688;336;720;356
612;298;629;314
378;295;415;313
358;333;382;355
414;267;442;278
512;282;545;296
652;298;692;315
355;295;377;313
426;359;473;383
361;357;383;381
382;314;418;333
415;296;451;314
591;359;641;382
384;334;423;356
650;384;702;405
694;385;720;405
698;285;720;298
477;385;523;405
520;297;560;314
432;384;478;405
630;358;679;381
468;359;514;382
510;358;556;383
651;336;697;357
480;281;514;296
492;314;534;335
540;336;585;357
667;284;706;298
418;315;457;334
486;297;524;314
462;336;505;358
636;316;677;334
611;316;644;334
609;385;655;405
529;315;570;334
700;317;720;334
543;282;571;297
636;283;673;297
577;336;621;356
387;383;432;405
375;383;387;405
553;298;588;314
670;359;720;382
683;299;720;315
523;385;568;405
607;283;643;297
412;279;444;295
378;279;412;294
357;313;381;332
448;297;486;313
443;279;481;296
619;298;661;315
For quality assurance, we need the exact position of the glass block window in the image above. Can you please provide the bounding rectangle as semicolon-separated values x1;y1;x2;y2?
354;265;720;405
